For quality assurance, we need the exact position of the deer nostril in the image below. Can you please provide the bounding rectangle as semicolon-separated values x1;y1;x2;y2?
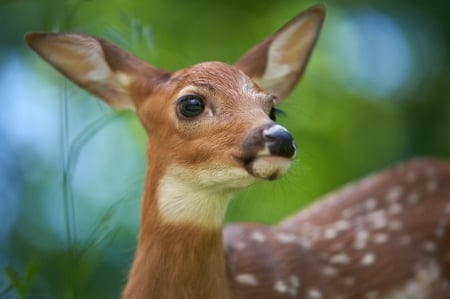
262;125;296;158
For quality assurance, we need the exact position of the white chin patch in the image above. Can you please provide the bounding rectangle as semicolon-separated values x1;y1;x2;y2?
251;156;291;180
158;166;259;227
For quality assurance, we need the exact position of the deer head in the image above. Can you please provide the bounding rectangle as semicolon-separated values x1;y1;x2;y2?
25;5;325;299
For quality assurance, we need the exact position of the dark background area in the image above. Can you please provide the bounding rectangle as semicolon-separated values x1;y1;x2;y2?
0;0;449;298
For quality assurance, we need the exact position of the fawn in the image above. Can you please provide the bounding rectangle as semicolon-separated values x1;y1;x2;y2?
26;4;450;299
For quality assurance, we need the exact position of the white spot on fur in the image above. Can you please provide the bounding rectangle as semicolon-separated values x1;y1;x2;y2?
235;273;258;286
298;237;313;249
273;276;301;296
275;232;297;243
289;275;301;288
388;220;403;231
386;186;404;203
324;228;338;240
354;230;369;250
424;241;437;253
322;266;338;277
330;253;350;265
250;232;267;243
384;261;441;299
335;220;351;232
365;198;377;211
371;211;387;229
361;252;376;265
274;280;288;294
373;233;389;244
357;230;370;241
308;288;323;299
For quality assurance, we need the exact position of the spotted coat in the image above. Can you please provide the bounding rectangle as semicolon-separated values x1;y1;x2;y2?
225;158;450;299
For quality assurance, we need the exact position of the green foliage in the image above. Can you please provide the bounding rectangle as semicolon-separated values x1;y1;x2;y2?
3;260;38;299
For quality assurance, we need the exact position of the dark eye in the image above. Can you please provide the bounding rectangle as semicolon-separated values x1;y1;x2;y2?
177;95;205;118
269;107;285;121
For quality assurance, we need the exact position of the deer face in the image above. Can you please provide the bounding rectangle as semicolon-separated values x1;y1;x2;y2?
135;61;295;192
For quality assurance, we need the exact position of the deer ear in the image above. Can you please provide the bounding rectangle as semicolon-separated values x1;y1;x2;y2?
235;5;325;102
25;32;170;110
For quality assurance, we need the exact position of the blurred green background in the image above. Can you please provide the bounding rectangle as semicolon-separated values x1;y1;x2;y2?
0;0;449;298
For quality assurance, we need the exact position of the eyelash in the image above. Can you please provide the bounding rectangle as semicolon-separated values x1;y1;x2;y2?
269;107;286;121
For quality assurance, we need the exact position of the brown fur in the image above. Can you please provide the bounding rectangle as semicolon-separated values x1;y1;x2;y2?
123;208;230;299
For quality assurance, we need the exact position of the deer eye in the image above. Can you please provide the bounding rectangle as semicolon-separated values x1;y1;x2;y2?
177;95;205;118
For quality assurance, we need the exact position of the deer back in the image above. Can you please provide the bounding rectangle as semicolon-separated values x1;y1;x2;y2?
225;158;450;299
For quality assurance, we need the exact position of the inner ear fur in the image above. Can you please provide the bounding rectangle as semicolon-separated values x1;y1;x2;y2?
235;5;325;102
25;32;171;110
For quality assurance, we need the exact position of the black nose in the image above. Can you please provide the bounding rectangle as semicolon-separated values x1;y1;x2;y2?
263;125;296;158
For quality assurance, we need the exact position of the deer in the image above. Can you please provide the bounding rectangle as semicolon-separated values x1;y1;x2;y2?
25;4;450;299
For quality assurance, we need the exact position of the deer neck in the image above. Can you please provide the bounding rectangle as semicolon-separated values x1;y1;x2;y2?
122;160;233;299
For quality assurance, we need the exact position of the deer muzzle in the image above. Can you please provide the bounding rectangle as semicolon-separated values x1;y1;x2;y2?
239;123;296;180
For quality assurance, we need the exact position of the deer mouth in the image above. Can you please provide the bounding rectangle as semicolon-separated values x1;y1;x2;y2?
236;154;292;180
237;123;295;180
